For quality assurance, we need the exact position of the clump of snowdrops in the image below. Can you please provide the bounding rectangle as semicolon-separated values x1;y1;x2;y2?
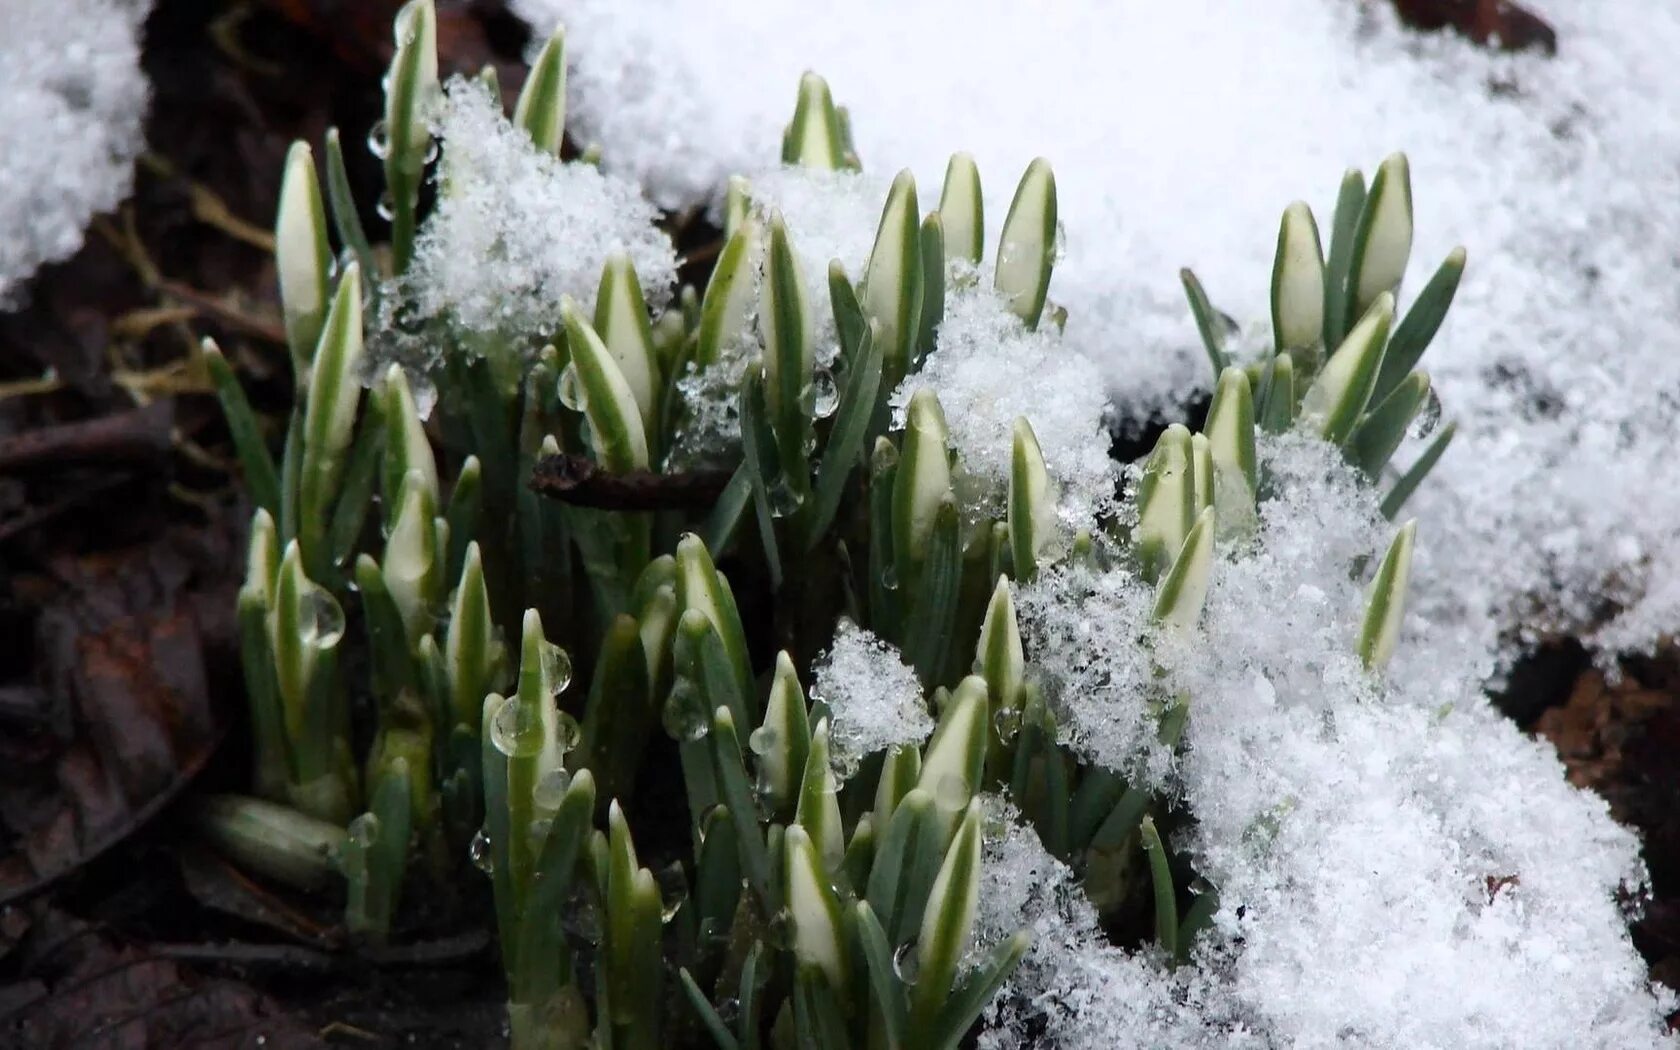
198;3;1462;1047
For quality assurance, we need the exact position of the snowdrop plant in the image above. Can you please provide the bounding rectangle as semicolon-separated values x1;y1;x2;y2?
201;5;1463;1045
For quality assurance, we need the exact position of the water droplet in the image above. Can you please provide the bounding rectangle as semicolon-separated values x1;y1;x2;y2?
490;697;545;757
748;725;779;757
557;363;588;411
993;706;1022;743
934;772;970;812
1409;385;1443;441
348;813;380;848
532;767;573;809
662;680;710;741
366;119;391;160
656;862;688;923
469;829;494;873
423;138;440;165
893;942;921;984
715;998;740;1025
376;191;396;222
880;564;900;591
299;583;346;649
767;475;804;518
541;642;574;696
553;711;581;754
809;367;840;418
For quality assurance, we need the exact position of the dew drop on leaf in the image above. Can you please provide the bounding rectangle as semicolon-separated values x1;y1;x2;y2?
810;367;840;418
541;641;573;696
490;696;545;757
893;941;921;984
1409;384;1443;441
748;725;779;756
366;119;390;160
469;828;494;873
299;582;346;649
558;362;589;411
532;767;572;809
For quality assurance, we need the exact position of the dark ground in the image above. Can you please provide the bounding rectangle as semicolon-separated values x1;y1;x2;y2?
0;1;1664;1047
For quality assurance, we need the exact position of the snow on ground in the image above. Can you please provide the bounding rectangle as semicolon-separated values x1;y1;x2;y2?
1;0;151;306
513;0;1680;666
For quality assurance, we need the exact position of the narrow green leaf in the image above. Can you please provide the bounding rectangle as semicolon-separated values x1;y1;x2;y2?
1152;507;1216;633
1381;421;1455;520
756;651;812;817
737;369;785;589
697;220;760;368
806;319;883;550
202;339;280;517
853;902;910;1045
1300;292;1394;446
1008;418;1055;580
1179;268;1229;376
892;389;952;580
513;25;566;154
910;799;983;1036
761;213;815;463
1202;366;1257;525
1322;167;1368;348
903;497;963;686
679;969;741;1050
298;262;366;576
1348;371;1431;478
322;128;375;279
1139;815;1178;958
863;170;925;388
915;213;946;367
1257;353;1296;434
928;930;1031;1050
785;824;849;991
561;297;650;471
709;707;776;910
869;438;902;638
1375;246;1466;402
828;261;866;362
703;462;754;557
916;677;988;817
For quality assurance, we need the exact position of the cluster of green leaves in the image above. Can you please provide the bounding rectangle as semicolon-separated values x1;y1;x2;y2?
199;4;1450;1047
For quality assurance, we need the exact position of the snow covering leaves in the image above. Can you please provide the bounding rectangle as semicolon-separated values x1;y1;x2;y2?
513;0;1680;665
372;80;676;389
2;0;150;306
809;619;931;776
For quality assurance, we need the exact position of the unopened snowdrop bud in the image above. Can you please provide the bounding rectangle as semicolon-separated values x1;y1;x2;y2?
784;824;849;991
513;25;566;155
696;214;760;368
593;253;661;432
758;651;812;815
917;676;988;816
1349;153;1414;319
873;744;922;831
912;798;983;1028
781;72;847;169
995;157;1057;330
674;534;754;707
796;720;845;873
379;365;437;507
446;542;497;733
1190;434;1215;519
1009;417;1055;580
1360;520;1417;671
382;471;440;645
198;794;346;893
560;297;649;472
1153;506;1216;634
1271;201;1325;353
939;152;984;267
275;142;331;380
244;507;280;601
298;262;365;570
976;577;1025;713
1301;292;1394;446
893;389;952;576
1136;423;1195;584
864;169;924;383
759;213;814;431
384;0;438;180
1203;367;1258;526
270;540;344;729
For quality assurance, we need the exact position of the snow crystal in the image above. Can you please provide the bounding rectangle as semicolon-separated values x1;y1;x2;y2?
375;80;676;381
808;619;931;776
515;0;1680;665
894;284;1116;532
1;0;150;305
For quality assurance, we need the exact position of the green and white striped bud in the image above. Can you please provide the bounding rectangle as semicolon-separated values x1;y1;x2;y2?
560;297;650;472
1009;417;1055;579
784;824;849;991
893;389;952;576
513;25;566;155
994;158;1057;330
593;253;661;432
938;152;984;267
1152;506;1216;634
1349;153;1414;320
1270;201;1325;353
275;142;331;380
1136;423;1195;584
1359;520;1417;672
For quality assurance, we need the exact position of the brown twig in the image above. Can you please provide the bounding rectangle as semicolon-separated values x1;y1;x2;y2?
0;401;174;474
531;453;734;511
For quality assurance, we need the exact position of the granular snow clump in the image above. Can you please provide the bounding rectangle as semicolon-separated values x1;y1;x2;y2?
2;0;151;306
514;0;1680;668
894;285;1117;532
373;80;677;387
1000;434;1674;1045
808;619;931;778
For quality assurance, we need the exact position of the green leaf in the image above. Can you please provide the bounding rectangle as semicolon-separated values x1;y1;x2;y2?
892;390;952;580
869;438;903;638
928;930;1031;1050
1381;421;1455;520
1152;507;1216;634
915;213;946;367
1374;246;1466;402
326;407;385;574
872;743;922;831
903;497;963;686
785;824;849;992
512;25;566;154
1271;201;1325;354
709;707;776;910
782;72;847;169
1139;815;1179;959
738;369;785;589
828;261;866;363
916;677;988;817
755;652;812;816
976;577;1024;715
675;533;756;717
202;339;280;517
322;128;375;279
298;262;366;577
863;170;925;388
443;455;481;583
910;799;983;1036
275;142;332;380
1322;167;1368;348
1359;520;1417;672
806;319;883;550
1257;353;1296;434
854;902;910;1045
761;213;815;465
381;0;438;271
994;158;1057;330
561;298;650;472
1179;268;1229;377
1347;371;1431;478
354;555;414;704
445;541;499;734
580;615;653;801
344;758;412;941
1202;366;1257;525
1345;153;1414;324
381;475;441;645
1190;434;1214;519
1300;292;1394;446
937;152;984;267
703;463;754;557
697;221;761;369
679;969;741;1050
1008;418;1055;580
867;788;945;945
795;721;846;874
197;794;346;893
